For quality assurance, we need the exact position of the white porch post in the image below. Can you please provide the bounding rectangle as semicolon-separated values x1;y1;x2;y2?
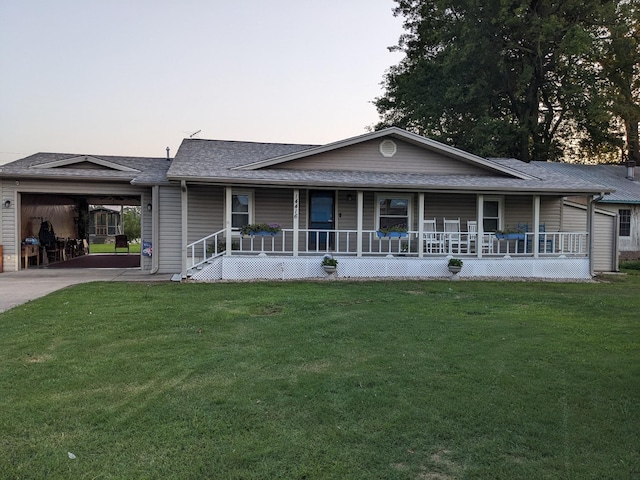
181;180;188;278
150;185;159;274
533;195;540;258
477;194;484;258
293;189;299;256
225;187;233;256
356;191;363;257
418;193;425;258
587;195;594;276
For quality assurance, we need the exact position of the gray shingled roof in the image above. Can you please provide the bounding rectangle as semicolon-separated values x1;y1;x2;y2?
0;152;171;185
167;138;612;194
2;134;624;197
531;162;640;203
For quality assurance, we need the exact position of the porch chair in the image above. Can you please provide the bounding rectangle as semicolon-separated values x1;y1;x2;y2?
467;220;493;254
516;223;529;253
114;235;130;254
467;220;477;253
423;219;442;253
526;224;554;253
443;218;463;254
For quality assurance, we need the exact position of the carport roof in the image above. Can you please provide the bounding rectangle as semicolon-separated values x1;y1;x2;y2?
0;152;171;185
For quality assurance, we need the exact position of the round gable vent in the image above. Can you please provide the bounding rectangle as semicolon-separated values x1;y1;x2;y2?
379;139;397;158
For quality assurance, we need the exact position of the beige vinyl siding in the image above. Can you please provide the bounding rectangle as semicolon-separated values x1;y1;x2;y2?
561;202;588;232
187;185;223;243
539;197;562;231
271;139;495;175
424;193;476;230
1;180;18;270
562;201;617;272
593;211;617;272
157;186;182;274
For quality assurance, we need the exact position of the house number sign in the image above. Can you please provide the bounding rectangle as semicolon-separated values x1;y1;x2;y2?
293;191;299;219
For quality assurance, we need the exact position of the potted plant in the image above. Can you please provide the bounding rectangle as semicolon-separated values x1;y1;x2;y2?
240;223;282;236
448;257;463;274
376;224;408;238
495;226;526;240
321;256;338;274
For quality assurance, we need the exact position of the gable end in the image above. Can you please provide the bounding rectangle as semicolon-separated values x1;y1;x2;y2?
32;155;139;172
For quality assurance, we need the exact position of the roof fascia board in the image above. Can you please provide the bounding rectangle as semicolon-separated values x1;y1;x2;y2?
168;174;609;195
0;172;136;183
32;155;139;172
233;127;535;180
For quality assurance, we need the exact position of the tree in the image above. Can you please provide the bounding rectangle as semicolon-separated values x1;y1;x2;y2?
596;1;640;166
375;0;635;163
123;207;141;241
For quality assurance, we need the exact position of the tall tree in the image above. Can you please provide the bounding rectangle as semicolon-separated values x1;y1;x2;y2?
597;0;640;166
375;0;632;163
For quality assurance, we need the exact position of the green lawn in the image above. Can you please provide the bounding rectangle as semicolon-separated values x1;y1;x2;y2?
89;242;141;254
1;276;638;479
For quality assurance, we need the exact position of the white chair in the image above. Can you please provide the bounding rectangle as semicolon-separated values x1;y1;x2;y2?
423;219;442;253
443;218;463;254
467;220;477;253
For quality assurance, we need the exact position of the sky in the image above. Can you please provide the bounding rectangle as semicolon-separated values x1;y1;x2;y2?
0;1;405;165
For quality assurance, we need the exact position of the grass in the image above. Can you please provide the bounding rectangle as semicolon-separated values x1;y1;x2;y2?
89;242;141;254
0;276;638;479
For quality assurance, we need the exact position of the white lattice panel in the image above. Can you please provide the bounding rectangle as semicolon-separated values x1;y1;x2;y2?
189;255;591;282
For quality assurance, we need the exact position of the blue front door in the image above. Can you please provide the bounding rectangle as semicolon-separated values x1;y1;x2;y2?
309;191;334;249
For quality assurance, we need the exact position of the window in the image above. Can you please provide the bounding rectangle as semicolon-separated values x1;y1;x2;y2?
619;209;631;237
482;197;502;232
377;195;411;230
231;192;253;230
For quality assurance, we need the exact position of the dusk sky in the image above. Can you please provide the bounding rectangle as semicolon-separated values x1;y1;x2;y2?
0;1;404;165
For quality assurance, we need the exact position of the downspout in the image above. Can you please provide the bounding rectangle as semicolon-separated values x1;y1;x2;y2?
588;192;606;276
150;185;160;274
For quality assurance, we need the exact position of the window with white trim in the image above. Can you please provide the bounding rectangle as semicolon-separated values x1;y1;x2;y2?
376;195;411;230
619;209;631;237
231;191;253;230
482;197;503;232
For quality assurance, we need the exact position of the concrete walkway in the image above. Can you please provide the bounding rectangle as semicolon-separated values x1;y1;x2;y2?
0;268;173;313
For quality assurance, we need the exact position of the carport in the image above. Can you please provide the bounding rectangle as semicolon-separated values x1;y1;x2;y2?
1;152;167;273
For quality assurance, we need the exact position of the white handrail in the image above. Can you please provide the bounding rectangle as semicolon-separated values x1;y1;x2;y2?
186;228;589;259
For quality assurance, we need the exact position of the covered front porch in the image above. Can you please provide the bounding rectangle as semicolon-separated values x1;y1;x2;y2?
182;187;595;281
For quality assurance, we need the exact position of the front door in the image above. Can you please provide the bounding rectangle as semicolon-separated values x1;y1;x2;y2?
309;191;335;249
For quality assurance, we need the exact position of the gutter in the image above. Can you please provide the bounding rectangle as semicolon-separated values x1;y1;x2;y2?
165;175;613;196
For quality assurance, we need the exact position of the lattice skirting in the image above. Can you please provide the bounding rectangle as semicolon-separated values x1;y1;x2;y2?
189;256;591;281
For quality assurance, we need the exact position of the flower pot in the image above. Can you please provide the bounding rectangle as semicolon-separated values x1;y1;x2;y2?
322;265;336;274
249;231;278;236
377;231;408;238
448;265;462;274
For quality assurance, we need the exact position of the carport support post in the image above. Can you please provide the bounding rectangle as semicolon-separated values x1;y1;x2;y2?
150;185;159;274
587;195;594;276
181;181;188;279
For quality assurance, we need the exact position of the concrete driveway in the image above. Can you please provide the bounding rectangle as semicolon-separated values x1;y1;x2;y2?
0;268;173;313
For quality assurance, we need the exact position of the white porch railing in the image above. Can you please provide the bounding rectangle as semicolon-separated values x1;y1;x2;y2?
188;229;589;270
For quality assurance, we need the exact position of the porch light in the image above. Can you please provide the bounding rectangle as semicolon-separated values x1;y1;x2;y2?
3;199;10;208
347;194;353;202
147;203;152;211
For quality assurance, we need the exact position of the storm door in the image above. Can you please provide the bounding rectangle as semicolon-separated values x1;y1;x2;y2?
309;190;335;249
